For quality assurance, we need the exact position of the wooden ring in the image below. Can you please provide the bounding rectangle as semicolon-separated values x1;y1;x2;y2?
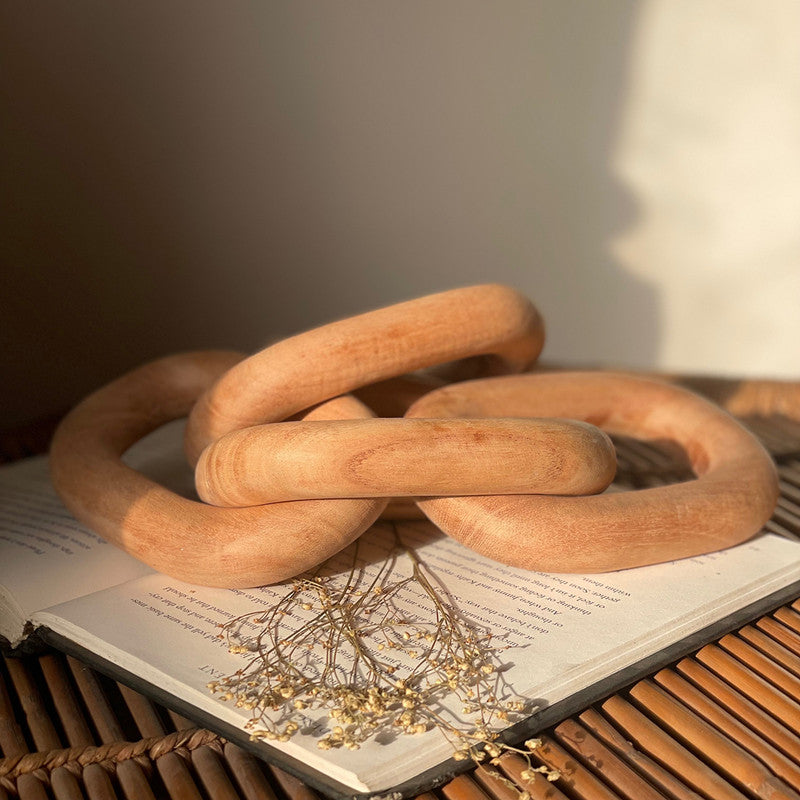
184;284;544;464
660;375;800;420
194;417;617;506
405;372;779;572
49;351;386;588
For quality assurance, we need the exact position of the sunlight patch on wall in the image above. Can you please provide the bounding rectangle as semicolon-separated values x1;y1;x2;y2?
610;0;800;377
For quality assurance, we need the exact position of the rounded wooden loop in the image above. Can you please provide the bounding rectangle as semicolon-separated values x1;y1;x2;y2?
184;284;544;464
405;372;780;573
49;351;386;588
664;375;800;420
194;417;616;506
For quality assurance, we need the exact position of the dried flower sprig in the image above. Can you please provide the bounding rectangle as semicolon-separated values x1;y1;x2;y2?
207;526;560;788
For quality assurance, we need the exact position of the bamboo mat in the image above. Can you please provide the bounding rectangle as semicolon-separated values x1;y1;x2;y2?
1;415;799;800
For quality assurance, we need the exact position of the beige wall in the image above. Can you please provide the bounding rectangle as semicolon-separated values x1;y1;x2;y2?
2;2;798;429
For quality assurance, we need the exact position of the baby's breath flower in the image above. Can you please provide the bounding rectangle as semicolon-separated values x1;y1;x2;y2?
206;530;524;772
524;738;542;750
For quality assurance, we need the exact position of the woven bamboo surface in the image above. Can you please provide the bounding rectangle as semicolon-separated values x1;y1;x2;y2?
1;414;799;799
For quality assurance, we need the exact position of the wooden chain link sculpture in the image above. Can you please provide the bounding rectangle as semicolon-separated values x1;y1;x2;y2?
49;285;780;587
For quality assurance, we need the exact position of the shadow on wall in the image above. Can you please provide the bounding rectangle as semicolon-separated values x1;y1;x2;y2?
0;2;653;429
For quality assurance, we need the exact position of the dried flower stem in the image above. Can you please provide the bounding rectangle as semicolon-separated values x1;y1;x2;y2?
207;526;559;788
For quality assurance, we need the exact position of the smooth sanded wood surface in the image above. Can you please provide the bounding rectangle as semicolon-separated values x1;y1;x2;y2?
49;351;386;588
184;284;545;465
194;418;616;506
407;371;780;572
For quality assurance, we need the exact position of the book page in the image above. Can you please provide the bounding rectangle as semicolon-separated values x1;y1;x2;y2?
0;458;153;640
33;520;800;793
0;420;190;644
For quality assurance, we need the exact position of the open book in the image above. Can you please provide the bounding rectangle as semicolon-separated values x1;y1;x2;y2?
1;422;799;798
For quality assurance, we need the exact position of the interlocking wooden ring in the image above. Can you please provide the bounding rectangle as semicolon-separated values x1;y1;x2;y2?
49;352;386;588
194;417;617;506
406;372;780;572
184;284;544;464
662;375;800;420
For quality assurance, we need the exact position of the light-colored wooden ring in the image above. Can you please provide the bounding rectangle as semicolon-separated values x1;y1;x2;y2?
49;351;386;588
194;417;616;506
184;284;544;464
661;375;800;420
405;372;779;573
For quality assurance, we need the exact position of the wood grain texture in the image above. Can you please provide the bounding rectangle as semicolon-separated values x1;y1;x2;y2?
195;417;615;507
184;284;545;464
406;372;779;572
49;351;386;588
